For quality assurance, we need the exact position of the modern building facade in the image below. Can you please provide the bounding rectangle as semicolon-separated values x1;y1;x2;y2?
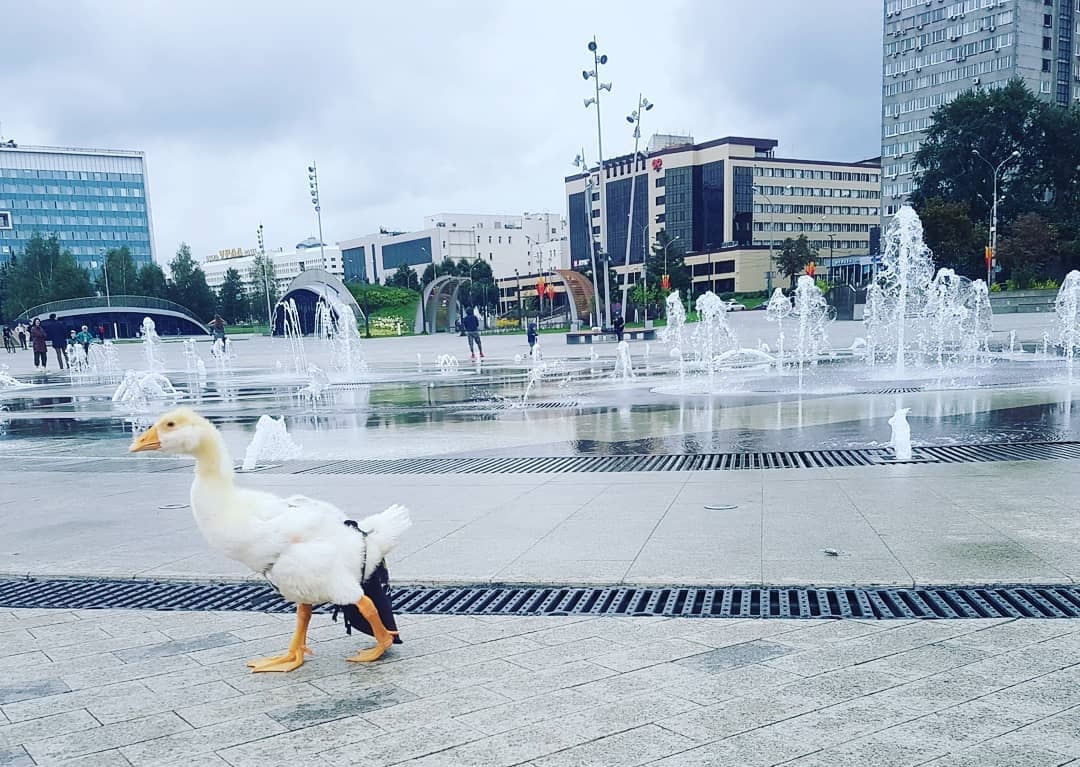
881;0;1079;215
565;135;881;295
0;141;155;269
338;212;568;285
201;240;343;295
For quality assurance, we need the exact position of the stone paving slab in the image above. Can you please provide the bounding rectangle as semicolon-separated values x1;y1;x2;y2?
2;459;1080;587
0;608;1077;766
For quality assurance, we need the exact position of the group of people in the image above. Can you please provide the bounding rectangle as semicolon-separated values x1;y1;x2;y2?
8;314;104;370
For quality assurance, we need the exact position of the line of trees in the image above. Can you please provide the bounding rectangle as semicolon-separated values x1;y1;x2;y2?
0;233;268;325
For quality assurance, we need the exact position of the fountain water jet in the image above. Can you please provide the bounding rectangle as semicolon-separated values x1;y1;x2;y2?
1055;270;1080;379
242;415;301;471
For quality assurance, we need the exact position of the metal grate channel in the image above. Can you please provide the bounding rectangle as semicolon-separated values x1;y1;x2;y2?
2;578;1079;620
285;441;1080;475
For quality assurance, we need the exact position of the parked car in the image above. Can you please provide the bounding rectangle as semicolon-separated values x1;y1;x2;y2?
724;301;746;312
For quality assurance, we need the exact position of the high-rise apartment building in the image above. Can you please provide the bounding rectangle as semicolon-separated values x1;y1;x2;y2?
882;0;1078;215
0;141;155;269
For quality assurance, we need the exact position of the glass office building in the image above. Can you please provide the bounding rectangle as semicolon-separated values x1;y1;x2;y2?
0;143;155;269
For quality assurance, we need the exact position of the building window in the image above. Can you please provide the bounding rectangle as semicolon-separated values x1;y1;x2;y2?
591;209;600;218
488;236;492;243
592;225;601;235
498;236;502;244
1043;59;1052;72
591;192;599;201
1044;14;1053;26
508;236;512;244
655;196;666;206
1043;36;1053;49
654;177;665;188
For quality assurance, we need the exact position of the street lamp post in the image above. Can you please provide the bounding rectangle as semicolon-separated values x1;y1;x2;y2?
573;151;604;329
583;37;612;328
620;94;654;317
514;269;523;328
639;222;650;321
972;149;1020;287
753;180;775;292
256;224;273;331
662;235;681;288
307;163;326;265
100;249;111;307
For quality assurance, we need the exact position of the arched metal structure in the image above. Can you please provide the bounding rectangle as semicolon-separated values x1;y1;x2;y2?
554;269;595;327
16;296;210;339
414;275;473;334
273;269;364;336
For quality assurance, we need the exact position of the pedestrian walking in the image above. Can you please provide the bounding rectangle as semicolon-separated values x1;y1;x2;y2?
42;313;67;369
17;323;28;350
462;308;484;360
527;321;538;351
30;318;48;370
2;327;14;354
612;313;625;342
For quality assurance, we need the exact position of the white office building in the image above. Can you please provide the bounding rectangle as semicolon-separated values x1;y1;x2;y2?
201;238;342;294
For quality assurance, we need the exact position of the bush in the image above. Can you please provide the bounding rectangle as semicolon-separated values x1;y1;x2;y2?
1031;278;1060;290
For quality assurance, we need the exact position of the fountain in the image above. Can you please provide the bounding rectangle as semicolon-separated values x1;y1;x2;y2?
791;276;832;375
888;407;913;461
437;354;459;375
0;365;21;388
1056;270;1080;378
315;295;367;377
765;287;792;369
661;290;687;381
612;341;635;381
278;298;308;375
301;365;331;402
87;341;120;378
241;414;301;471
111;370;179;411
140;317;165;372
692;291;737;386
867;206;936;374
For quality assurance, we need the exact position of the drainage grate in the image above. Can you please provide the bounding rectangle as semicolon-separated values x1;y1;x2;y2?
1;578;1078;620
288;441;1080;475
863;387;925;395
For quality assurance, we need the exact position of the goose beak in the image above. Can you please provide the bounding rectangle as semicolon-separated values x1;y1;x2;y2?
129;424;162;453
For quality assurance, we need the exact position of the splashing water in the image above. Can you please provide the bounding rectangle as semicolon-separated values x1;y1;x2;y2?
278;298;308;375
662;290;687;381
0;365;21;388
960;279;992;363
141;317;165;372
692;291;737;386
242;414;301;471
1009;330;1017;353
112;370;179;411
1056;270;1080;379
437;354;459;375
867;206;936;374
315;295;367;377
612;341;635;381
301;364;330;402
522;341;547;403
765;287;792;370
791;276;832;375
888;407;913;461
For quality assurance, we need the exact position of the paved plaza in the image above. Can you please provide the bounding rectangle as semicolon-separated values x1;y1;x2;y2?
1;318;1078;764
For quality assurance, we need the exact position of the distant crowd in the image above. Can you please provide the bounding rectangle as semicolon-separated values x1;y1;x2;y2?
3;315;106;370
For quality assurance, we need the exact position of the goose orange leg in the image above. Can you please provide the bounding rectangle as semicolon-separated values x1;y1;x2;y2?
247;603;313;672
345;595;398;663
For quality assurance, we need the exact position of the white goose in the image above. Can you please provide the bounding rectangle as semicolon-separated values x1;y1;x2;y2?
130;407;411;672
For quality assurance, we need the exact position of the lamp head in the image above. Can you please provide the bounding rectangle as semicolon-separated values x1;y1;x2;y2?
307;165;316;173
626;114;635;124
587;40;597;52
1011;150;1020;157
584;97;596;108
582;69;592;80
599;54;607;64
599;82;612;92
643;100;654;111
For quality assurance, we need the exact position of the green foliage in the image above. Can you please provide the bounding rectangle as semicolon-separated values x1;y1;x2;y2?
348;282;418;312
649;230;690;296
911;79;1080;278
96;247;139;297
776;235;818;289
216;268;248;323
917;198;986;279
246;254;279;322
167;243;217;319
135;262;168;299
995;212;1061;289
386;263;420;290
0;233;93;317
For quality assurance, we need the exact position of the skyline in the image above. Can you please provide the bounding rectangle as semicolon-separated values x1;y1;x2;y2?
4;0;882;266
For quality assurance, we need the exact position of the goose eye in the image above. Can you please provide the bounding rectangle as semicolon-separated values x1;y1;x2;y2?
166;421;175;428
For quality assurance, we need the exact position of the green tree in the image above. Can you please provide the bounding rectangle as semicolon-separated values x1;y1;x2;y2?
996;212;1061;289
776;235;817;290
95;246;139;297
216;268;248;323
386;262;420;290
136;262;168;299
917;198;986;279
0;234;93;316
247;254;279;324
167;243;216;319
420;262;437;287
648;230;690;297
438;257;459;277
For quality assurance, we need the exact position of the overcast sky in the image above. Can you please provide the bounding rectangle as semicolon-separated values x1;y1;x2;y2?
5;1;881;266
